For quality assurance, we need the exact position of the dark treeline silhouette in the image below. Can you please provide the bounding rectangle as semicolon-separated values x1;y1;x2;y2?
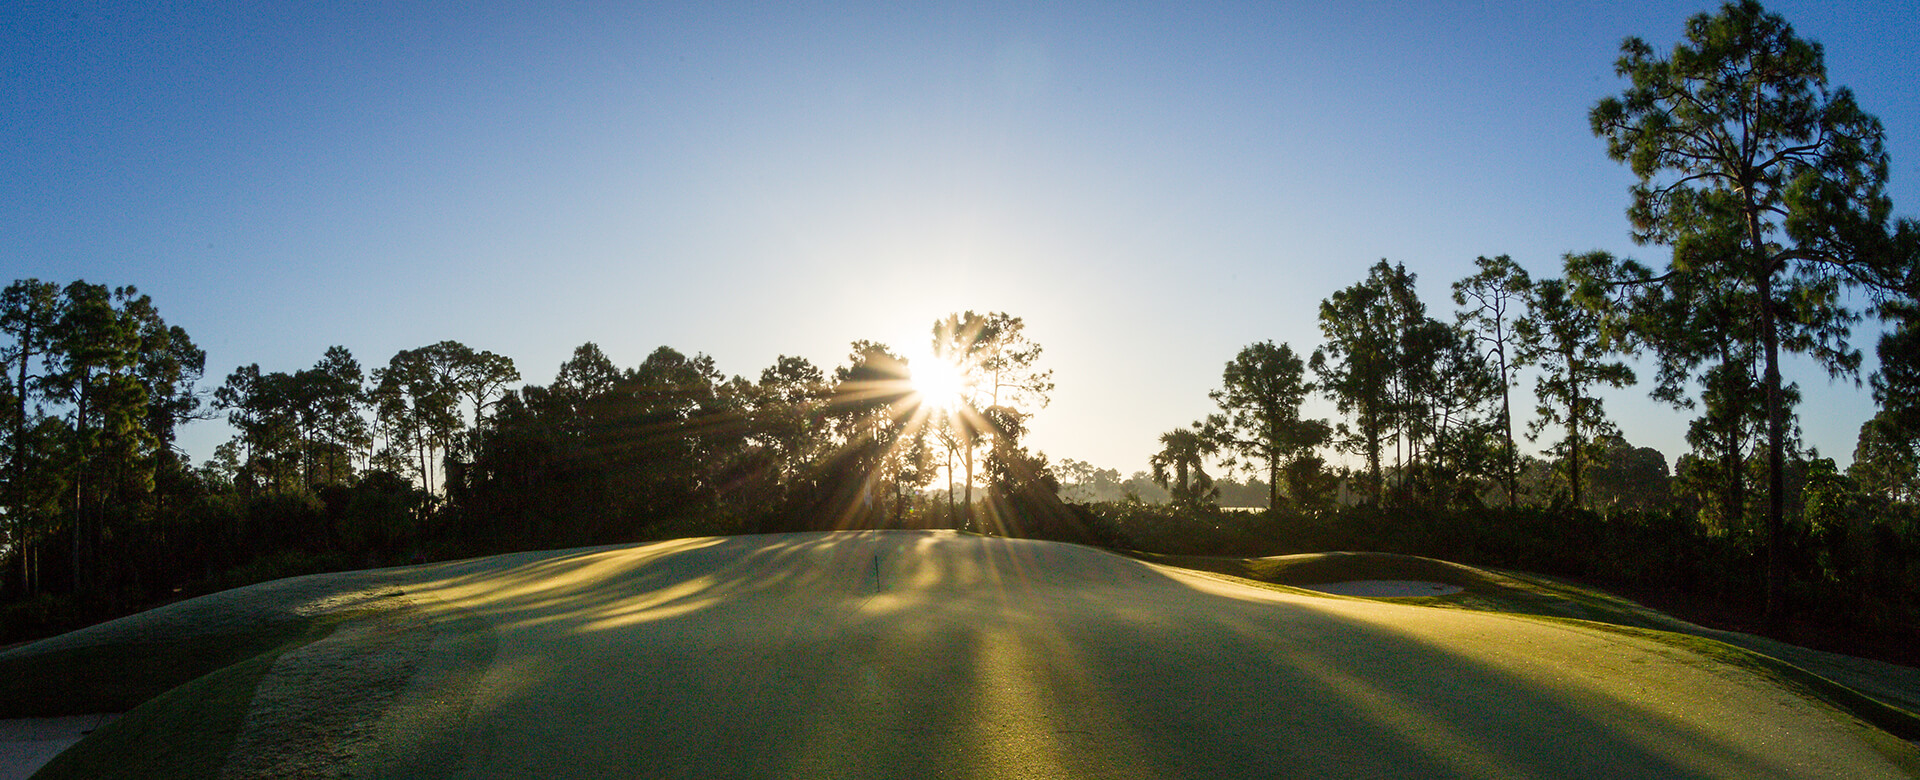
2;1;1918;660
0;300;1081;639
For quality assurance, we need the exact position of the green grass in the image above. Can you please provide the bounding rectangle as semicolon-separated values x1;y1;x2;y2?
1140;548;1920;753
1135;550;1685;629
0;622;314;718
29;641;287;780
1563;619;1920;743
15;539;1920;778
23;612;365;780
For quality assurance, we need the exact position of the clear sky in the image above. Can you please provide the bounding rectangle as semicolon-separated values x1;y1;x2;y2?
7;1;1918;479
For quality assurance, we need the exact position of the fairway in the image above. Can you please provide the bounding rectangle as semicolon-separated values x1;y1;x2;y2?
20;530;1920;778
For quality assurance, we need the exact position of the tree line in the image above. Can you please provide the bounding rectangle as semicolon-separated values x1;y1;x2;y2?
0;296;1071;636
1105;0;1918;636
2;1;1916;650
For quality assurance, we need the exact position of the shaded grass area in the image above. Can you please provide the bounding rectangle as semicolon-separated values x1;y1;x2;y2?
0;587;415;719
12;593;487;780
0;594;421;778
23;613;364;780
29;641;286;780
0;621;319;718
1140;549;1920;746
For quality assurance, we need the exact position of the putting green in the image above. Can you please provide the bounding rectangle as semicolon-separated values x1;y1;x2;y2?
23;531;1920;778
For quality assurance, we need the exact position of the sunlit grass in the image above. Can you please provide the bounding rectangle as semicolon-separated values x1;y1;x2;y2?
1140;549;1920;748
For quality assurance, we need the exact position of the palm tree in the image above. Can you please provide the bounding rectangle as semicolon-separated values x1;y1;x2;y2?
1150;427;1217;508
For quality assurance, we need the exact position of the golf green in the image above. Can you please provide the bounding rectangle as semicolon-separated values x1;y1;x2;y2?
21;531;1920;778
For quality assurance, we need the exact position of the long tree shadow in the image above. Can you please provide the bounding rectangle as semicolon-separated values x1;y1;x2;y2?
371;530;1909;779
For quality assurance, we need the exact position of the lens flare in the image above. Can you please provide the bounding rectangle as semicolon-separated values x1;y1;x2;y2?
910;356;967;412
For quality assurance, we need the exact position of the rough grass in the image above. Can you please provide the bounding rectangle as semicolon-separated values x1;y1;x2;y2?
27;619;340;780
0;621;316;718
0;570;413;718
1565;619;1920;743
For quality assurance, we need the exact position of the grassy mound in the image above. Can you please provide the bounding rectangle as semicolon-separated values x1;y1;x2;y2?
1140;549;1920;742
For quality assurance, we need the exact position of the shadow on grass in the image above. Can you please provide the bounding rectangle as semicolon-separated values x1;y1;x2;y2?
371;531;1914;778
1140;548;1920;745
17;532;1919;778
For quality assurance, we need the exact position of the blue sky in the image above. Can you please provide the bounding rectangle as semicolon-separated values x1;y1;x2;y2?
7;1;1918;478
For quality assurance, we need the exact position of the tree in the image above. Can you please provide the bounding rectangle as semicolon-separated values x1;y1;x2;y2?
1583;434;1673;511
554;342;621;401
448;344;520;447
1516;261;1635;509
44;283;148;593
1207;341;1330;512
1150;427;1217;508
1591;0;1892;619
930;312;1052;515
1055;458;1123;503
0;280;63;591
1404;319;1500;505
753;354;829;484
1851;411;1920;505
214;364;287;490
302;346;371;481
119;292;206;461
1314;260;1476;504
1313;262;1398;504
1452;255;1532;505
217;348;371;491
1600;249;1772;528
371;346;463;492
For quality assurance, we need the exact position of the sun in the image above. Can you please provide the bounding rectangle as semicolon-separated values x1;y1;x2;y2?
909;355;968;412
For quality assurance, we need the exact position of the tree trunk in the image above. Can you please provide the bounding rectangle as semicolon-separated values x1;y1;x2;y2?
944;447;956;522
1568;350;1583;511
1365;391;1383;506
1758;273;1788;626
1498;344;1517;507
1268;457;1281;512
71;374;90;595
963;442;973;522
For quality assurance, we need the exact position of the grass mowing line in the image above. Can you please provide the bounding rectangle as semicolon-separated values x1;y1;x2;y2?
24;611;362;780
0;621;320;719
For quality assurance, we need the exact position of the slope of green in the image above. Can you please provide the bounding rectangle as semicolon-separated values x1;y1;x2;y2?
11;533;1918;779
1141;549;1920;740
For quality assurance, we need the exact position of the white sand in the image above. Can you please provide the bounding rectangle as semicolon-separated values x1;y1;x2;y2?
1297;580;1465;598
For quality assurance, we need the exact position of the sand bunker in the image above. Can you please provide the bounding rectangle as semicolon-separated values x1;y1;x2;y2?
1298;580;1464;598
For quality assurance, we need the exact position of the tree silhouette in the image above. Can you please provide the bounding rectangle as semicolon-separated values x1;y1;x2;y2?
1207;341;1329;511
1591;0;1894;620
1516;258;1635;510
0;280;62;591
930;311;1051;516
1452;255;1531;506
1313;262;1398;504
1150;427;1217;509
